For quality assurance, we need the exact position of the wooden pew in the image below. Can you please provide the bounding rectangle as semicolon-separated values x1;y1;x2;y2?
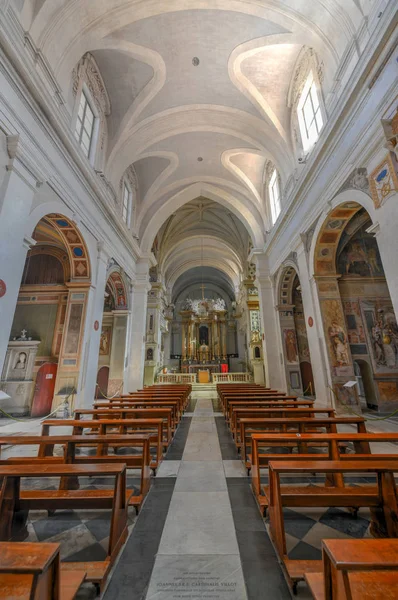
85;402;180;427
230;407;335;442
226;399;315;428
41;418;164;473
0;434;151;511
240;416;366;471
305;538;398;600
0;463;131;592
267;459;398;592
0;542;86;600
251;431;398;513
220;391;289;414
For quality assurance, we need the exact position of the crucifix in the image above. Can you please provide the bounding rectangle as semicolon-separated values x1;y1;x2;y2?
200;284;205;300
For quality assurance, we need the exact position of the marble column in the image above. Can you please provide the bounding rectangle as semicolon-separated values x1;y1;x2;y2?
295;239;330;404
0;135;44;373
253;253;285;390
75;244;109;408
126;262;151;392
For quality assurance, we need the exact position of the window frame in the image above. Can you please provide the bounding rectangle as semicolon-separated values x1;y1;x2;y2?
74;84;99;164
268;168;281;226
122;181;132;227
297;71;324;152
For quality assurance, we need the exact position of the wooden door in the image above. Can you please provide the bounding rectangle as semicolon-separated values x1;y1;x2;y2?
300;361;315;396
96;366;110;399
31;363;58;417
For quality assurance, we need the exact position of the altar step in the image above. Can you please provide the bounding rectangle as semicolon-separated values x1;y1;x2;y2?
191;383;217;399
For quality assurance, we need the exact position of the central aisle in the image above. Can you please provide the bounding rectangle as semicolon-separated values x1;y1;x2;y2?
145;397;248;598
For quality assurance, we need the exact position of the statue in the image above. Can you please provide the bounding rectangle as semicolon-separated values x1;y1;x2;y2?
14;352;27;370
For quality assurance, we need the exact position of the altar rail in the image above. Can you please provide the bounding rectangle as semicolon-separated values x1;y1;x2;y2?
157;373;196;384
212;373;253;383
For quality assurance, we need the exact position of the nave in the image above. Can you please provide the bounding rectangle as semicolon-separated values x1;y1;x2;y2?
1;383;398;599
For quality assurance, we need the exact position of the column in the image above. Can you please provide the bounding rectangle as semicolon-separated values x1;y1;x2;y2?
295;240;330;404
126;260;151;392
253;253;285;390
368;220;398;319
0;135;44;372
72;244;109;408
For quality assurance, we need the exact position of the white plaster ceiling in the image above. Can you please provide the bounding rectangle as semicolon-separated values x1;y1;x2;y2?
18;0;369;271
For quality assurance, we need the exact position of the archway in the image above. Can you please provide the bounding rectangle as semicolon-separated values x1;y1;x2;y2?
4;214;91;416
314;202;398;412
278;266;315;396
96;269;129;398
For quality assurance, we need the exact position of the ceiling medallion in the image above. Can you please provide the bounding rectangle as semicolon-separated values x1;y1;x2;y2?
192;57;200;67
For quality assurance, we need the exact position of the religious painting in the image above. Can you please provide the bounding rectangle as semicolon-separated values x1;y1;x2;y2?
99;327;112;356
322;299;351;371
337;227;384;277
283;329;299;363
370;153;398;208
64;303;84;355
361;301;398;372
295;320;310;361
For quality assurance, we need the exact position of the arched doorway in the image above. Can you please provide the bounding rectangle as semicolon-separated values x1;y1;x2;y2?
278;267;315;396
314;203;398;412
96;269;129;398
6;214;91;416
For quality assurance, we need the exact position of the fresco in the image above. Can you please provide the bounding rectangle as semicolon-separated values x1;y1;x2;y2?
322;299;351;370
283;329;299;363
337;226;384;277
361;302;398;372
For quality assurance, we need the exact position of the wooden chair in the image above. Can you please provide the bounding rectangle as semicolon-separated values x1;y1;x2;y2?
0;542;86;600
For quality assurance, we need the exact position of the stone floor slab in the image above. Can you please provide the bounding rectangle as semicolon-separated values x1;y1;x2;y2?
183;431;222;461
156;461;181;478
146;554;248;600
174;461;226;492
157;491;239;555
223;461;248;478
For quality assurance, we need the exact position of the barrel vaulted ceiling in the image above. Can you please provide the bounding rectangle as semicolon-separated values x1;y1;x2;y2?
17;0;371;285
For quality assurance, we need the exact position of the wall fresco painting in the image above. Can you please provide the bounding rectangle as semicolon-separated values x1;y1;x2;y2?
283;329;299;363
337;229;384;277
361;302;398;373
322;299;351;376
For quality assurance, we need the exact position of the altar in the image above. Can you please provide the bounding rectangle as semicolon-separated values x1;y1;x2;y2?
181;364;221;375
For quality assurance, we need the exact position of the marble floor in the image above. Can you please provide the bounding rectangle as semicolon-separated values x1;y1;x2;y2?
3;394;398;599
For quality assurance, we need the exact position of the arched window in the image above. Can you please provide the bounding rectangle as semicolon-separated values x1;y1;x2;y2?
268;168;281;225
297;71;323;151
122;182;132;226
75;89;96;159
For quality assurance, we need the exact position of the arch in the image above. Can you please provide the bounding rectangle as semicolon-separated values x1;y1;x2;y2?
26;203;93;282
277;263;299;306
309;189;376;278
312;195;398;412
106;268;129;310
140;182;264;252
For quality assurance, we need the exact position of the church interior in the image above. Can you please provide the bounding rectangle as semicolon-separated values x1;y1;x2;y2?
0;1;397;598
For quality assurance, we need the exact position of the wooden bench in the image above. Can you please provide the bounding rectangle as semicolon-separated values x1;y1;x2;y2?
0;541;86;600
0;434;151;510
85;402;180;428
117;392;187;414
41;418;164;473
0;463;132;592
251;431;398;513
220;391;289;414
231;407;335;442
240;416;366;470
226;399;315;429
267;459;398;592
305;538;398;600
